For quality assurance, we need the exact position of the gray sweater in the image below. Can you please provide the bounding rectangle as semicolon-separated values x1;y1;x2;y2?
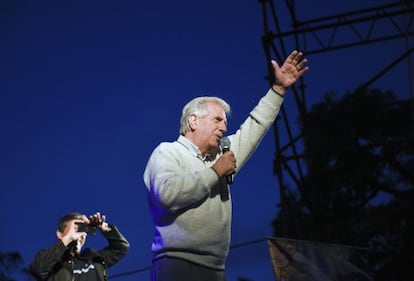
143;89;284;270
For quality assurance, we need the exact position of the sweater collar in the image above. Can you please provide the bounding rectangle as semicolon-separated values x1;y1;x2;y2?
177;135;210;161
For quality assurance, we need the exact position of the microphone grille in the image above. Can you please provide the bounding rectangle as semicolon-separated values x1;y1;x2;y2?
220;137;231;148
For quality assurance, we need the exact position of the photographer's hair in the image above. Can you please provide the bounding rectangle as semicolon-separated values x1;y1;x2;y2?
179;96;230;135
57;212;83;233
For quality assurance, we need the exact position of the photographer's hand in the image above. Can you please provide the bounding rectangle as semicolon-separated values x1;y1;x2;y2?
89;212;112;232
58;219;87;253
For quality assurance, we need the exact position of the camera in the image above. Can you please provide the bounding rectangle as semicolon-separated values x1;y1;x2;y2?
75;222;97;235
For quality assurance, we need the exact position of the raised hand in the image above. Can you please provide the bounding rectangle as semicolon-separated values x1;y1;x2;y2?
89;212;112;232
271;50;309;93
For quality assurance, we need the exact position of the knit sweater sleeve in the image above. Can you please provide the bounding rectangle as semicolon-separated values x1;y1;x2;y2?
143;141;219;213
230;89;284;172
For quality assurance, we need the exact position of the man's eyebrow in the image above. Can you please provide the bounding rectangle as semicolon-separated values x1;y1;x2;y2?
214;116;227;124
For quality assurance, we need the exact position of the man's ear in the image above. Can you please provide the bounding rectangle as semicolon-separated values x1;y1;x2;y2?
56;230;63;239
189;114;198;130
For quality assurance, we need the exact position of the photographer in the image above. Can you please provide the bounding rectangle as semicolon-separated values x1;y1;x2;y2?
29;212;129;281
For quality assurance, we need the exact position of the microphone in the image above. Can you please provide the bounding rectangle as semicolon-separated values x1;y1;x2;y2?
220;137;233;185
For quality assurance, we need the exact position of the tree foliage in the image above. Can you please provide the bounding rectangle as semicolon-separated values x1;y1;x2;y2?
0;252;23;281
0;252;34;281
271;88;414;280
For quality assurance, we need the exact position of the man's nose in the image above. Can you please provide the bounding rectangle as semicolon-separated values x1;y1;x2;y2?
219;122;227;133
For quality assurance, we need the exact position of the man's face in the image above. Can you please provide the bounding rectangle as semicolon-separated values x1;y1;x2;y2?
73;220;87;248
192;102;227;153
60;219;87;251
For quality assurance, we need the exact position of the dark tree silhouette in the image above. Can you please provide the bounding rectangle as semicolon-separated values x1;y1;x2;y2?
271;88;414;281
0;252;34;281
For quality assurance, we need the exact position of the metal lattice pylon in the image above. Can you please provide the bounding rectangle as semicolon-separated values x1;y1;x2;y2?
259;0;414;235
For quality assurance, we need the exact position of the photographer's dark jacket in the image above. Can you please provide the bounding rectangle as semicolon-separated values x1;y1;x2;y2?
29;225;129;281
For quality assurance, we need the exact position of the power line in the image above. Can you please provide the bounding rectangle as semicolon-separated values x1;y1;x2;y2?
109;238;269;279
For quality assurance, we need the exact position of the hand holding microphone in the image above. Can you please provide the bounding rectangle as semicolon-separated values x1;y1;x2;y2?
212;137;236;185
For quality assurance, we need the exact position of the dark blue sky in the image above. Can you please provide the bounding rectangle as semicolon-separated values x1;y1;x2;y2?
1;1;410;280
